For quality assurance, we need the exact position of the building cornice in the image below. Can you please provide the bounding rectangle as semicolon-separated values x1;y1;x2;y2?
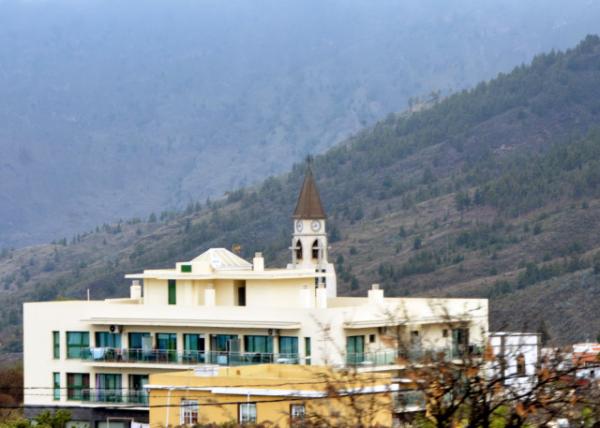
81;317;301;329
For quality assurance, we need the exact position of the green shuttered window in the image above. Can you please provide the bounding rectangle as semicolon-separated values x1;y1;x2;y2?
168;279;176;305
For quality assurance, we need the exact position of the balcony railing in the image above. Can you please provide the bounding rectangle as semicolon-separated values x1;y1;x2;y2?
80;348;300;366
346;344;483;367
67;389;148;405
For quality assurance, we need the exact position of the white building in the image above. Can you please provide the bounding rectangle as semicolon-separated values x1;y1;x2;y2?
23;167;489;428
488;332;540;394
572;342;600;381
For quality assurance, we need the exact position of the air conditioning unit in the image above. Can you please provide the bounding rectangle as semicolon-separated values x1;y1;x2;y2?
109;325;123;334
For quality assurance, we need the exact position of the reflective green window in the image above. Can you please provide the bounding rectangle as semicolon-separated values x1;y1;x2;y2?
66;332;89;359
279;336;298;355
95;332;121;348
168;280;176;305
157;333;177;362
53;372;60;400
53;331;60;359
66;373;90;401
305;337;311;365
244;336;273;353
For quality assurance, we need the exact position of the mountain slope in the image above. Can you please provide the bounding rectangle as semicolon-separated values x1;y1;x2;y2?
4;36;600;351
3;0;600;247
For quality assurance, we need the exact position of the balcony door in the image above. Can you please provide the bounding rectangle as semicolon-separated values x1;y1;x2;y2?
96;373;122;403
210;334;239;365
346;335;365;365
278;336;299;363
184;334;205;363
157;333;177;362
244;336;273;363
128;332;152;361
452;328;469;358
129;374;148;405
95;332;121;348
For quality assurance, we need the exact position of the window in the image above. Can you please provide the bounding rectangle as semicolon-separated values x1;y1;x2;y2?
168;279;177;305
239;402;257;424
128;332;151;361
157;333;177;362
53;331;60;359
410;330;420;347
290;403;306;426
295;240;303;261
211;334;238;352
237;284;246;306
96;423;126;428
346;335;365;365
66;332;89;359
66;373;90;401
129;374;149;405
53;372;60;401
184;334;205;363
245;336;273;353
279;336;299;361
66;422;90;428
95;332;121;348
311;240;320;259
451;328;469;357
210;334;239;365
369;334;376;344
129;332;151;349
498;356;507;378
180;399;199;425
516;353;526;376
443;329;448;338
181;264;192;273
95;374;122;403
305;337;311;365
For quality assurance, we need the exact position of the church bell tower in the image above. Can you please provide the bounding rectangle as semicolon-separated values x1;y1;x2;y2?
290;162;337;297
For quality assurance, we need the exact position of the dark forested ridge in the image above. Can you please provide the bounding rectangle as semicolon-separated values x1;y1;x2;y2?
3;0;600;247
4;36;600;351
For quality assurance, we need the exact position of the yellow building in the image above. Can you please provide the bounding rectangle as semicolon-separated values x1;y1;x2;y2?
147;364;396;427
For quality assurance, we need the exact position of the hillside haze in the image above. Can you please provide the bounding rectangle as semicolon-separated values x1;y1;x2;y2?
3;36;600;351
3;0;600;247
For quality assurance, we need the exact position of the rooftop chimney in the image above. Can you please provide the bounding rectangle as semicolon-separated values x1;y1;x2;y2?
253;252;264;272
130;280;142;300
368;283;384;304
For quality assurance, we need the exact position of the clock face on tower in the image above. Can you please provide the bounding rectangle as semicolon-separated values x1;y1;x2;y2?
311;220;321;232
295;220;303;232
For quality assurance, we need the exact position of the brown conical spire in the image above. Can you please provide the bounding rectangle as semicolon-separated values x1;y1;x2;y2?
293;161;326;219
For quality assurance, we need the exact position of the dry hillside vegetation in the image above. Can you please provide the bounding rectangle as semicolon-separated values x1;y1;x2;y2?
3;36;600;351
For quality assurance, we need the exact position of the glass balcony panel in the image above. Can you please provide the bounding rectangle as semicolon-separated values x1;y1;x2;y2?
80;348;299;366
